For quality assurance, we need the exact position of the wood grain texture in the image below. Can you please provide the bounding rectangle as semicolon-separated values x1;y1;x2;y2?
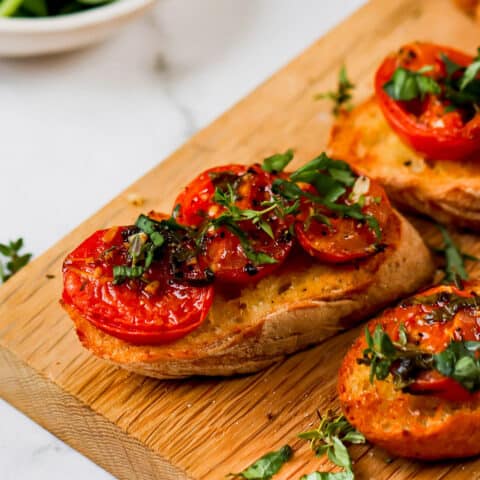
1;0;480;478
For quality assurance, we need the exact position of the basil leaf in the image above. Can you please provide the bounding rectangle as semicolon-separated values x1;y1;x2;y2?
328;437;352;471
262;149;294;173
460;48;480;90
441;53;464;78
229;445;292;480
22;0;47;15
300;471;354;480
383;66;441;101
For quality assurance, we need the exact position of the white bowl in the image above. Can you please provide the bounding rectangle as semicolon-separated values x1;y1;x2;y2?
0;0;154;57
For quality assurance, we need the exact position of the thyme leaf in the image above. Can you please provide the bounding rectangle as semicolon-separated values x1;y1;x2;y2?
0;238;32;283
315;65;355;116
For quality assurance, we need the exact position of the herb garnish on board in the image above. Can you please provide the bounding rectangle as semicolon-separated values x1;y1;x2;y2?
0;238;32;283
299;411;365;480
315;66;355;116
228;411;365;480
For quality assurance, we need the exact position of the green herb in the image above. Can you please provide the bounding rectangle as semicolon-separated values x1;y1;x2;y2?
273;153;382;240
460;48;480;90
315;66;355;115
299;411;365;479
209;184;279;265
383;65;441;101
435;224;478;287
262;149;294;173
359;324;480;393
402;290;480;323
113;214;199;285
0;0;117;17
435;340;480;391
0;238;32;283
359;324;433;388
300;472;354;480
228;445;293;480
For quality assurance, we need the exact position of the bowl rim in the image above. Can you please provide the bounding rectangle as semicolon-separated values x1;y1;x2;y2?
0;0;154;32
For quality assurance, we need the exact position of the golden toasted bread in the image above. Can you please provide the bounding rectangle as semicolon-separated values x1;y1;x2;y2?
63;211;434;379
338;282;480;460
453;0;480;19
328;97;480;230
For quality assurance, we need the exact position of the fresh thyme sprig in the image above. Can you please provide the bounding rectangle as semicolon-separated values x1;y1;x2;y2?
315;66;355;116
227;411;365;480
0;238;32;283
299;410;365;479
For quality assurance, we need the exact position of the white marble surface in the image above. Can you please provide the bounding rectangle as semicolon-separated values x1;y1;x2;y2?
0;1;365;478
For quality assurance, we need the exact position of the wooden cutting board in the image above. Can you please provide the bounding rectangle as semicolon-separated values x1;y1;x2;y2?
2;1;480;478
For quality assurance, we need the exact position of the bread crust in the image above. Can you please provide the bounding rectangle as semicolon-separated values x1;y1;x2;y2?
338;286;480;460
62;211;434;378
328;97;480;230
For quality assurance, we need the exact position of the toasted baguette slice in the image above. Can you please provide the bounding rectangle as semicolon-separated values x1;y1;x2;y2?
328;97;480;230
63;211;434;379
338;284;480;460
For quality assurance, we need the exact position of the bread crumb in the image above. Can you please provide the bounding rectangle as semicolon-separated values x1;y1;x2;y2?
126;192;145;207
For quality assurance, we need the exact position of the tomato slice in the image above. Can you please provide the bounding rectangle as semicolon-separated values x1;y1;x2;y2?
375;42;480;160
62;227;214;345
381;284;480;401
174;164;293;284
294;178;392;263
407;370;477;402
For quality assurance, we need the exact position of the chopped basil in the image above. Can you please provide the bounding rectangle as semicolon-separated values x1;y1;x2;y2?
0;238;32;283
262;149;294;173
384;48;480;111
0;0;118;18
274;153;382;241
315;65;355;116
359;322;480;393
383;65;441;101
228;445;292;480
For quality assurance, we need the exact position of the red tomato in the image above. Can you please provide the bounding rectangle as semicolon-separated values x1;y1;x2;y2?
62;227;214;345
174;164;293;284
407;370;477;402
382;284;480;401
375;42;480;160
294;178;392;263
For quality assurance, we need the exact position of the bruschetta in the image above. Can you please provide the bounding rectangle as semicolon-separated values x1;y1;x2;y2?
61;152;434;378
329;42;480;230
338;282;480;460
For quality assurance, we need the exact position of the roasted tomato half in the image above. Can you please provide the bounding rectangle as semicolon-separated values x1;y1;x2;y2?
294;177;392;263
62;227;214;345
375;42;480;160
381;283;480;401
174;164;293;285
